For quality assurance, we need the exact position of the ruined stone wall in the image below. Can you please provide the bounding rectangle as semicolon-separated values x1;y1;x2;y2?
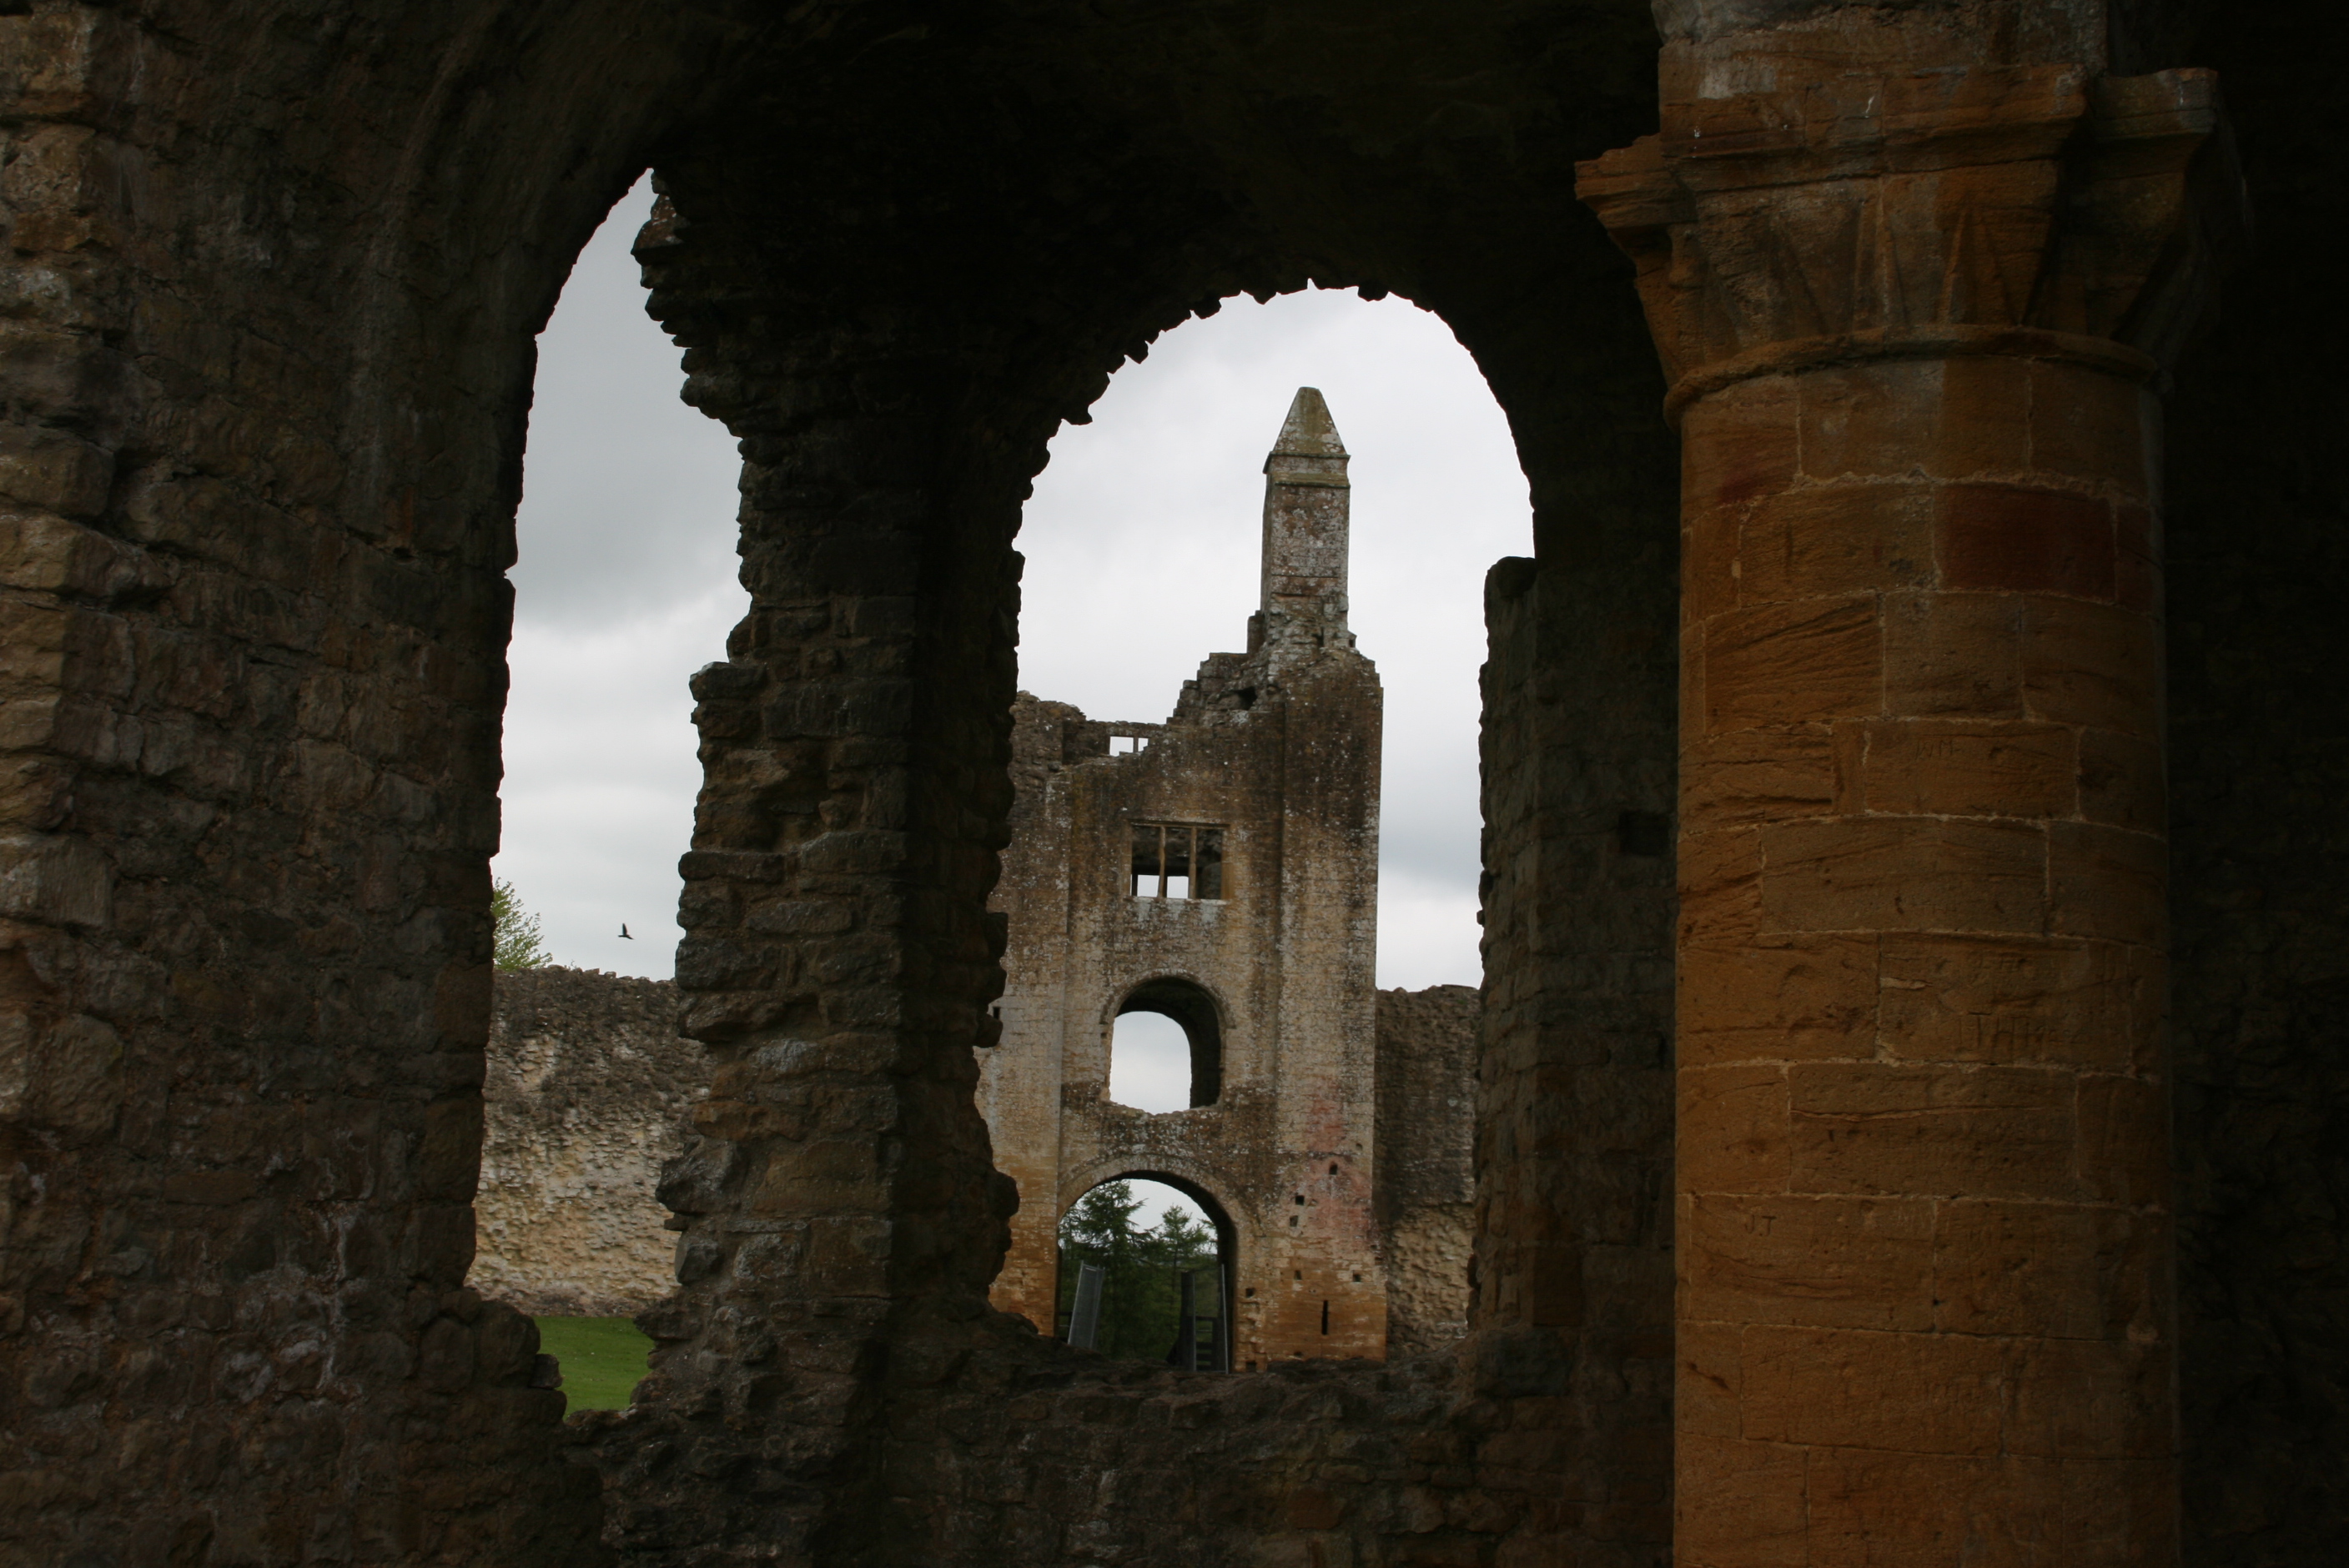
0;0;1685;1551
584;3;1686;1532
1471;546;1680;1562
1374;984;1477;1353
471;968;707;1317
980;392;1389;1365
0;3;759;1560
465;974;1476;1350
586;1308;1660;1568
24;2;2346;1564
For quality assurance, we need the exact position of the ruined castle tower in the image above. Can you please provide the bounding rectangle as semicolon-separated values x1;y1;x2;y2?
979;389;1388;1365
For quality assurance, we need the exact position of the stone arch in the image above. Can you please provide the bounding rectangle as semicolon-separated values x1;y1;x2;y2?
0;5;1684;1560
1054;1166;1240;1369
1058;1159;1249;1251
1059;1163;1245;1272
12;2;2345;1561
596;66;1677;1535
1105;973;1229;1109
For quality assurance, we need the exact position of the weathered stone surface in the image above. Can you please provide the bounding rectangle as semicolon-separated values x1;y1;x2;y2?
982;391;1391;1367
1375;983;1478;1354
0;0;2336;1562
471;967;708;1317
473;961;1476;1358
1583;8;2235;1561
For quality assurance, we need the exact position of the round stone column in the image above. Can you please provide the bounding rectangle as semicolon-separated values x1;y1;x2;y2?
1672;345;2171;1562
1579;57;2235;1565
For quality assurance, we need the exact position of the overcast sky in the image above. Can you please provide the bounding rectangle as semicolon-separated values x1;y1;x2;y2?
497;179;1531;1002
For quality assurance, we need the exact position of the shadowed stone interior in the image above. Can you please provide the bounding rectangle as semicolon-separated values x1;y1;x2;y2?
0;2;2339;1564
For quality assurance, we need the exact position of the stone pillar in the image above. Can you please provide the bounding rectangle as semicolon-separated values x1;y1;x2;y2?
1256;385;1352;637
1582;49;2235;1566
580;167;1054;1556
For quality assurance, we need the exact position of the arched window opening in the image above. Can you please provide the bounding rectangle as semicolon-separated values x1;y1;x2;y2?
983;289;1521;1364
470;176;741;1413
1108;978;1224;1111
1057;1177;1234;1371
1017;288;1527;991
497;177;742;973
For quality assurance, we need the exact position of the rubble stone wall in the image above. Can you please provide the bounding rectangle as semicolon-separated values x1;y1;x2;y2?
472;968;705;1317
473;967;1477;1344
1374;983;1479;1354
0;0;1683;1554
0;4;745;1560
6;2;2341;1563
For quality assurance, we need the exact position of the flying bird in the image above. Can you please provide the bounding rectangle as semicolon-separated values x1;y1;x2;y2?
618;923;634;939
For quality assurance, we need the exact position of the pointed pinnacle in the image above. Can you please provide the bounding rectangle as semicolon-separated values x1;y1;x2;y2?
1271;387;1346;458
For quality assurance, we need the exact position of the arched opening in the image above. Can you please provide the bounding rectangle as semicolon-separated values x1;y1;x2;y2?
1108;977;1225;1111
979;289;1522;1369
1017;289;1527;991
1057;1175;1235;1371
495;175;741;974
28;3;1703;1558
470;176;738;1410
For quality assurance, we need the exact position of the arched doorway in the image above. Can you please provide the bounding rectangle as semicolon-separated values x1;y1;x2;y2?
1056;1173;1237;1373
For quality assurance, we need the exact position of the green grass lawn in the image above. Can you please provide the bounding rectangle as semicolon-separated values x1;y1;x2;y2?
534;1316;653;1413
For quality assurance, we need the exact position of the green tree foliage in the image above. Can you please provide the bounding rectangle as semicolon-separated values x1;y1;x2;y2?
492;877;553;970
1056;1181;1221;1360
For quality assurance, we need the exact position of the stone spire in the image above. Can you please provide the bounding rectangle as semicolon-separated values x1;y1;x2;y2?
1256;387;1351;645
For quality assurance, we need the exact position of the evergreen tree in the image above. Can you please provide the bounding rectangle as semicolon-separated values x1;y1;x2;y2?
491;877;553;970
1057;1182;1222;1360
